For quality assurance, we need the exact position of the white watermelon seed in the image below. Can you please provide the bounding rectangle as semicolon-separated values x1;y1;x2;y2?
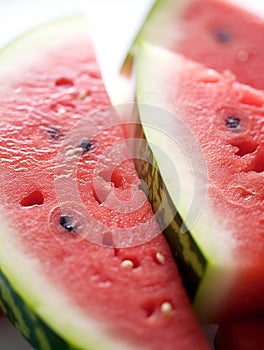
58;107;66;115
155;252;165;264
78;90;87;99
65;147;83;157
121;259;134;269
160;302;173;316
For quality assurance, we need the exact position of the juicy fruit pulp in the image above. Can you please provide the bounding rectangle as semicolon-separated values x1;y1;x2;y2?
123;0;264;90
136;43;264;322
215;320;264;350
0;17;210;350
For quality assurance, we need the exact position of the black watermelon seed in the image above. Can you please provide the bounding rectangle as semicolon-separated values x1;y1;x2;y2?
225;116;241;130
79;138;95;152
59;215;75;232
214;29;232;43
47;127;60;140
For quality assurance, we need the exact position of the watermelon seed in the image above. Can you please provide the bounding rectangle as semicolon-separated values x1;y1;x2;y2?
155;252;166;265
225;116;240;130
160;302;174;316
120;260;134;269
58;107;66;115
214;29;232;43
59;215;75;232
77;90;87;100
47;127;60;140
65;147;83;157
20;190;44;207
64;139;94;157
79;138;95;152
121;258;140;269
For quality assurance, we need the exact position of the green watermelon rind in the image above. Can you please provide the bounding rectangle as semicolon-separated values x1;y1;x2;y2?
133;121;207;299
0;17;136;350
135;43;237;322
0;271;76;350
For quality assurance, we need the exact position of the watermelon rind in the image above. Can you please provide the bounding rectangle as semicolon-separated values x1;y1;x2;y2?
0;270;74;350
135;43;238;322
0;16;137;350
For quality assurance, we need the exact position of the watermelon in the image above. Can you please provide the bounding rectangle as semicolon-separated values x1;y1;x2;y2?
0;16;210;350
215;320;264;350
135;43;264;323
122;0;264;90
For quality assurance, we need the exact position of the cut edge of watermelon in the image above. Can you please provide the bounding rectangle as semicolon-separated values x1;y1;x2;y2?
0;17;139;350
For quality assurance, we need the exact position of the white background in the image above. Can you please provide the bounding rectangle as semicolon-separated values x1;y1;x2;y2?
0;0;263;349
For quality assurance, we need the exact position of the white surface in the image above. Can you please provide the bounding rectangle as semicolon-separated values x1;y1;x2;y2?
0;0;263;349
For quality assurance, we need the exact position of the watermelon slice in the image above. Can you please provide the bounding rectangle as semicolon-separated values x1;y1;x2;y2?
215;320;264;350
122;0;264;90
135;43;264;323
0;16;210;350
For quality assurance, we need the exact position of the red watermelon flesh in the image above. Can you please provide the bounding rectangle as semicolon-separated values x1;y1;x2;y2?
136;44;264;322
215;320;264;350
0;17;210;350
123;0;264;90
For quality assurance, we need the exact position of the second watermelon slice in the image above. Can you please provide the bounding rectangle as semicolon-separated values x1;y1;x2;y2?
122;0;264;90
136;43;264;323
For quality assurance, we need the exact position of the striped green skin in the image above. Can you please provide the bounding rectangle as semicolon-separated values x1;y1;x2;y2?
0;271;78;350
134;122;206;301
